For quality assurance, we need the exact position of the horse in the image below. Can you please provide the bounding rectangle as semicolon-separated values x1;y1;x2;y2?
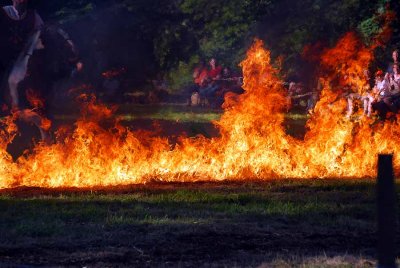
5;23;80;146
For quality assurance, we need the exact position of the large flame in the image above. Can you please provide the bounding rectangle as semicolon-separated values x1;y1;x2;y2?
0;32;399;189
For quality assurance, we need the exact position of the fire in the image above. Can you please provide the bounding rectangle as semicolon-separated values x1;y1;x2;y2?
0;33;400;189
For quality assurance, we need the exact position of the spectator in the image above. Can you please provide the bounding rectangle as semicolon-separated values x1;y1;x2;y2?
346;69;371;117
186;61;207;106
207;58;222;80
386;64;400;111
371;70;391;117
198;58;223;104
387;49;399;75
219;67;243;94
390;64;400;93
193;61;208;87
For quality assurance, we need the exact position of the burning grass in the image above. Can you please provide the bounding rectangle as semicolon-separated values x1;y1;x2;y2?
0;179;394;266
1;31;400;188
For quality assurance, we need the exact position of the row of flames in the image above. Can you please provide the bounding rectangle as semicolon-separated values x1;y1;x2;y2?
0;30;399;189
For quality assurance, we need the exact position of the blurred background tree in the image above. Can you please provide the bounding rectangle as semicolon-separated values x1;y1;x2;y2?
0;0;398;93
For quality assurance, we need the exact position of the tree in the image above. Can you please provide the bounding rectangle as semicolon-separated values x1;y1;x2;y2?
14;0;400;92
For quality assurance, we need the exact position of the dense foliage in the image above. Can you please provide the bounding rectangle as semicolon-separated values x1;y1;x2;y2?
2;0;399;92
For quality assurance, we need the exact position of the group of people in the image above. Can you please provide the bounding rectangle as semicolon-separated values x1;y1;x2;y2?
189;58;243;107
346;49;400;118
0;0;82;142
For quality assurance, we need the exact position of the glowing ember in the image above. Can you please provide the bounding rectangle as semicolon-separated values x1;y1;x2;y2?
0;34;399;189
101;67;127;79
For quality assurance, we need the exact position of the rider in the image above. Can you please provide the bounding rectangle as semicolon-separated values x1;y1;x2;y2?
0;0;82;142
1;0;82;107
0;0;44;109
0;0;44;56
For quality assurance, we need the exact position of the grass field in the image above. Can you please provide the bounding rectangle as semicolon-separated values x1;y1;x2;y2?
54;104;224;123
1;179;398;267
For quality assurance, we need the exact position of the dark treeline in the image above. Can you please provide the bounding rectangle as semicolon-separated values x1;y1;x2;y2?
1;0;399;93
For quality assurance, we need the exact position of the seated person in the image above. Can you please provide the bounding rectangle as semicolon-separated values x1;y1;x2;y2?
389;64;400;102
213;67;244;107
387;49;399;75
370;70;391;117
288;81;305;96
346;69;371;117
193;62;208;88
218;67;243;94
187;61;207;105
379;65;400;113
288;81;304;104
198;58;222;100
208;58;223;80
287;75;315;112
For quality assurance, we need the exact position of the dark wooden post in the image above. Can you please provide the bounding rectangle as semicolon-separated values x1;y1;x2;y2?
377;154;397;268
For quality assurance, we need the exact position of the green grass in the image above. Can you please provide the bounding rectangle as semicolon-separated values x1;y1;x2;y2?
54;104;224;123
119;110;221;123
53;104;310;124
0;179;395;266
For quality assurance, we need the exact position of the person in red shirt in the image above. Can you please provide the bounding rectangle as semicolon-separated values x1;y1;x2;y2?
207;58;222;80
199;58;223;103
186;61;206;106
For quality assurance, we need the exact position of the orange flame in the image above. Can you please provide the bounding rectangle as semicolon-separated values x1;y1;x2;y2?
26;89;45;109
0;33;400;189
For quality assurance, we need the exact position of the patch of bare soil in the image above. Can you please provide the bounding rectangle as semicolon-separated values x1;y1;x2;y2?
0;223;377;267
